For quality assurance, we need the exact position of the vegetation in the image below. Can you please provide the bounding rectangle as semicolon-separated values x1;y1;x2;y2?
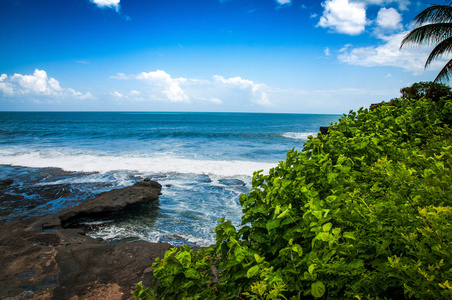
370;81;452;111
401;81;452;102
134;95;452;299
401;0;452;83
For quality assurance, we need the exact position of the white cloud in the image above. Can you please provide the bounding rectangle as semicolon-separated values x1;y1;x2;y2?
213;75;271;106
376;7;402;31
275;0;291;5
338;31;449;73
112;91;124;97
111;71;272;107
210;97;223;104
317;0;410;36
339;43;352;52
90;0;120;11
110;72;128;80
324;47;331;56
136;70;190;103
0;69;92;100
317;0;367;35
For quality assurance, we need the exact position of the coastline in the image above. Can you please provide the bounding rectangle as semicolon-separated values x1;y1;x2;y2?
0;179;171;300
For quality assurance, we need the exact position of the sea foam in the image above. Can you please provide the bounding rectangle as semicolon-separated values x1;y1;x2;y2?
0;151;276;177
282;132;317;140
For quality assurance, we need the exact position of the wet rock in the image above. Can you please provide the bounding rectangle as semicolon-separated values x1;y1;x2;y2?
0;179;170;300
218;179;246;186
58;180;162;228
0;179;14;187
319;126;329;135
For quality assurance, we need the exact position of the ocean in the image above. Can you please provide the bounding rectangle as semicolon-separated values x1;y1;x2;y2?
0;112;340;246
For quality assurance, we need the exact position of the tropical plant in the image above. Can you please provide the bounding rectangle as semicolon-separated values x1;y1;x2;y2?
135;97;452;299
400;81;452;102
401;1;452;83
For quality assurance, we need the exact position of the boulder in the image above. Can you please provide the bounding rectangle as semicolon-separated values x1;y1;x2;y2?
0;179;170;300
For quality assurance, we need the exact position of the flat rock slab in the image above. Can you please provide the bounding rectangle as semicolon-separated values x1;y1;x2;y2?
0;180;172;300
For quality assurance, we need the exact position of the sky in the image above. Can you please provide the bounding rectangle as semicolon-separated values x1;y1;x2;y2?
0;0;448;113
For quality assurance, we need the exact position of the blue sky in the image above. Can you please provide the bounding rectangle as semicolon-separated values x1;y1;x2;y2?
0;0;447;113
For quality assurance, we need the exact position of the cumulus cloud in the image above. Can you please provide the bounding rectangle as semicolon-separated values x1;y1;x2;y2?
111;70;272;107
338;31;448;73
90;0;120;11
213;75;271;106
0;69;92;100
317;0;409;36
136;70;190;103
317;0;367;35
375;7;402;31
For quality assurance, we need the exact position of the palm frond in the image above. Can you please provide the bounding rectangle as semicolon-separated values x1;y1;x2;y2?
401;23;452;48
425;36;452;68
413;5;452;25
434;58;452;82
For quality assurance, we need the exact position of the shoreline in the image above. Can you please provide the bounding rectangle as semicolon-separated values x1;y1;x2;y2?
0;179;172;300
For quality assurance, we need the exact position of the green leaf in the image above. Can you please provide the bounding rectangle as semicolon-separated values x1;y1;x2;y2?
266;218;281;231
254;253;265;263
343;232;356;240
308;264;316;275
322;222;332;232
277;207;291;219
311;281;326;298
175;251;192;269
292;244;303;256
234;246;246;262
184;268;201;280
247;265;260;278
317;232;329;242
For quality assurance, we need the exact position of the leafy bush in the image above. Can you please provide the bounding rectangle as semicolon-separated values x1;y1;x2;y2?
135;97;452;299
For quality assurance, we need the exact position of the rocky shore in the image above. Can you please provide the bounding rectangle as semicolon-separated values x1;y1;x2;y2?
0;179;171;300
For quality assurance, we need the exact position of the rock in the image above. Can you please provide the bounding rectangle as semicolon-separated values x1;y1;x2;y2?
57;180;162;228
0;179;170;300
319;126;329;135
218;179;246;186
0;179;14;187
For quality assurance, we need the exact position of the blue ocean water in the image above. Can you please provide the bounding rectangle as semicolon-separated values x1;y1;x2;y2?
0;112;340;246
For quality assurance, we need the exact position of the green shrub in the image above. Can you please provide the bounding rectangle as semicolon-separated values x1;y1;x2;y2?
135;97;452;299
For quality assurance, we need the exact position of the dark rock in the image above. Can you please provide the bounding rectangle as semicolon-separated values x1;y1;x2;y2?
319;126;329;135
218;179;246;186
0;180;170;300
0;179;14;187
0;193;25;205
58;180;162;228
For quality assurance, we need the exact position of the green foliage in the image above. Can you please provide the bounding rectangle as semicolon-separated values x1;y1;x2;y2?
400;2;452;83
400;81;452;103
135;97;452;299
370;81;452;112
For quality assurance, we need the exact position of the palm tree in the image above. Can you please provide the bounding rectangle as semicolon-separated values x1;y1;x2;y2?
401;1;452;83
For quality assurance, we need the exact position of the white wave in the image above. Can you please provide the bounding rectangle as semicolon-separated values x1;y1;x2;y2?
282;132;317;140
87;225;214;246
0;151;276;177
